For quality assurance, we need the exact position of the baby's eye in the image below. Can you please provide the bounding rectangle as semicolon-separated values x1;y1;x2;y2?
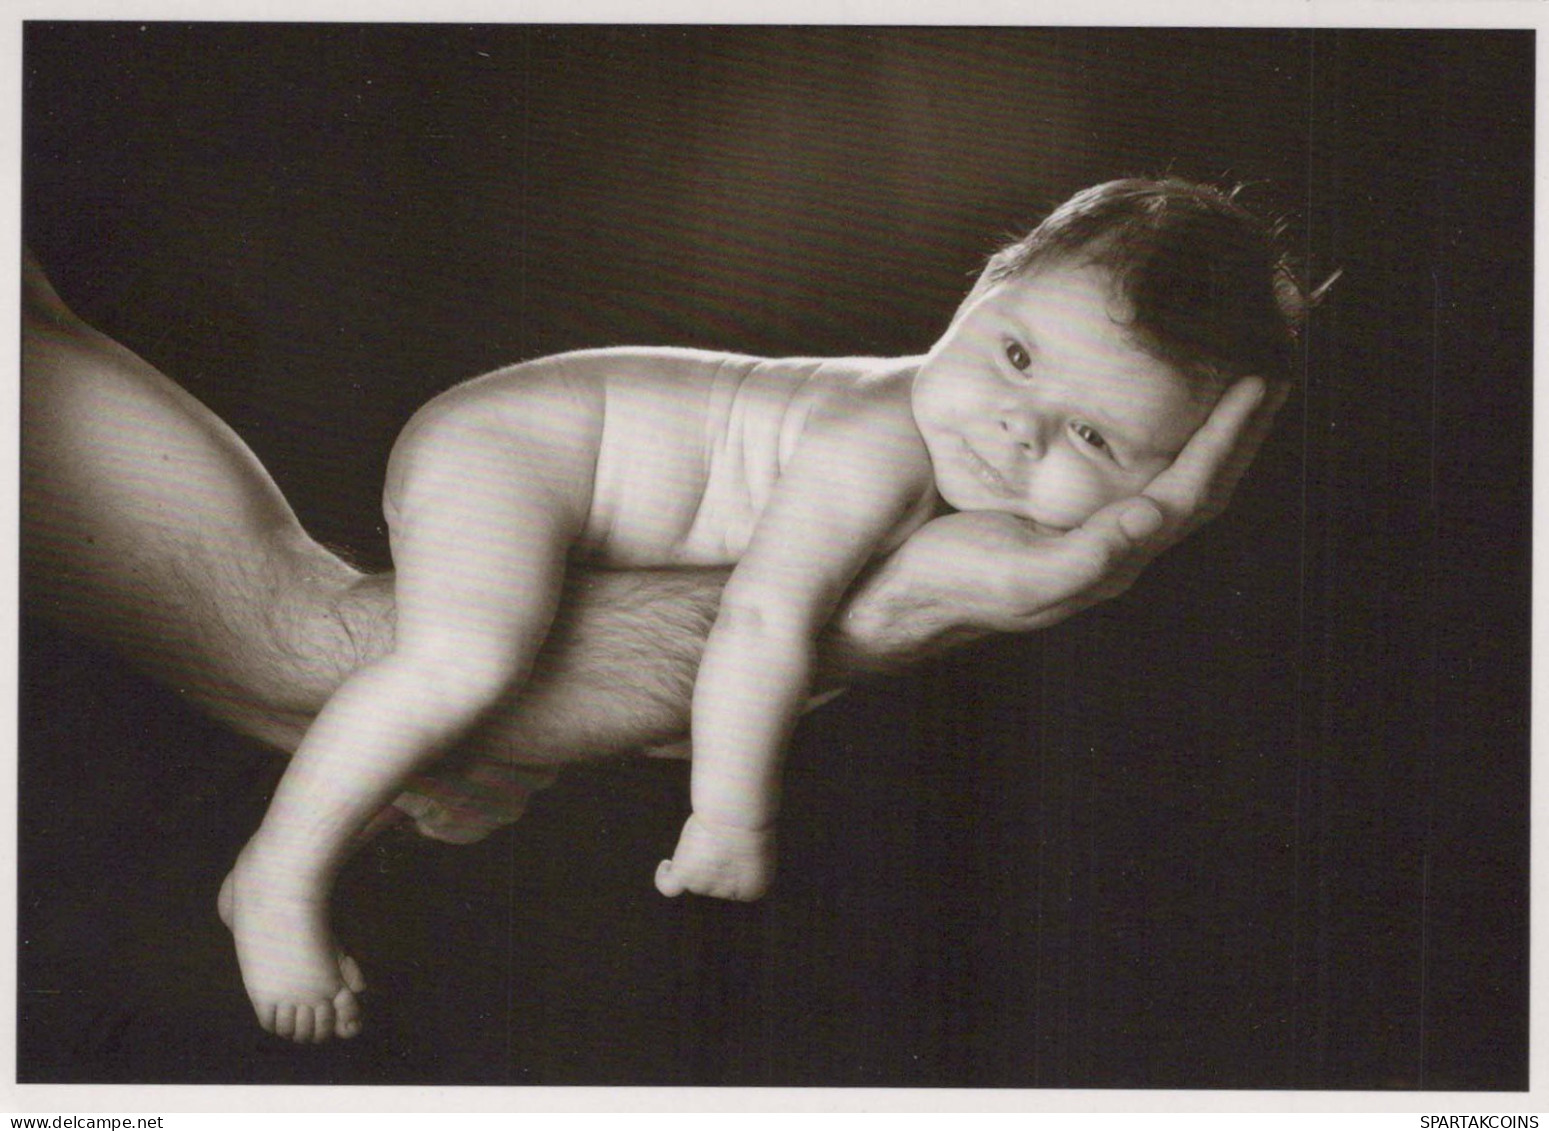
1003;340;1031;371
1070;422;1108;451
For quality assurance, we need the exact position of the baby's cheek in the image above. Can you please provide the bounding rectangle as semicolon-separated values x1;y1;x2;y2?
1027;460;1129;529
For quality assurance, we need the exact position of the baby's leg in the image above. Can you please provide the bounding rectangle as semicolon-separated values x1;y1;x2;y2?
225;410;582;1041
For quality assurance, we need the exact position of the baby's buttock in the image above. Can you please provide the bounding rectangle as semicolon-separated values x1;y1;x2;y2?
380;425;418;533
381;407;455;535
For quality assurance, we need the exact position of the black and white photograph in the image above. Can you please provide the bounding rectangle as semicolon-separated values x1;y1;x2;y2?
14;17;1534;1100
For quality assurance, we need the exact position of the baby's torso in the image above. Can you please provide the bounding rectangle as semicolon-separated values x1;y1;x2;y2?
395;347;930;569
585;348;812;566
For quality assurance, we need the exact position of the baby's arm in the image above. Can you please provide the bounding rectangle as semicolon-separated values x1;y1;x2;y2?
655;395;934;901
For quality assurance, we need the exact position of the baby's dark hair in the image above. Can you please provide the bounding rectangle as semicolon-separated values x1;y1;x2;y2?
985;177;1319;392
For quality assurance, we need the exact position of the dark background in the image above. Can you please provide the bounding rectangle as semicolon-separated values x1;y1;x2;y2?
19;25;1531;1088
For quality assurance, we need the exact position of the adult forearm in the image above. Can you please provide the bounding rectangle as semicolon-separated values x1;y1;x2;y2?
461;566;725;765
232;553;943;769
484;549;983;768
820;568;984;680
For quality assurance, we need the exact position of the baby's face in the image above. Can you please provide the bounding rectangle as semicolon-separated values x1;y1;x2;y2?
913;261;1210;531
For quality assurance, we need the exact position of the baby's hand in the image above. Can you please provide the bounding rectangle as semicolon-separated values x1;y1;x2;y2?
655;813;775;901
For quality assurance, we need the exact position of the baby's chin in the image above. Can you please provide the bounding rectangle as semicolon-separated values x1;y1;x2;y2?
936;489;1081;536
932;470;1111;534
1028;497;1141;534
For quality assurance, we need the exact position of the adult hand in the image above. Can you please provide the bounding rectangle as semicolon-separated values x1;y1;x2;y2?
831;375;1289;668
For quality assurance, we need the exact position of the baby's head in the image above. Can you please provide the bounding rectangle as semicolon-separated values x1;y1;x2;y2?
913;177;1306;531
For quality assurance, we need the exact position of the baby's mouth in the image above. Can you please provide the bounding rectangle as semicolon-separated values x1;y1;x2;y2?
959;438;1015;498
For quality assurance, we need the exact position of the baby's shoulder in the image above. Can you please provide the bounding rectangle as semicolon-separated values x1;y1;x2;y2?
803;360;920;436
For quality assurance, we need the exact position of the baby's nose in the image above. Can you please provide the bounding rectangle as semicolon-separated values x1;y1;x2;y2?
1000;413;1049;457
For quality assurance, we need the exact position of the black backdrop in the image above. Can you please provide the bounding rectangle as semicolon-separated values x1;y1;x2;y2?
20;25;1532;1089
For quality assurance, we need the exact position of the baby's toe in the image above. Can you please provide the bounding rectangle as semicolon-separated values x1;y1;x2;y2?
308;1001;335;1044
273;1003;297;1041
655;860;685;897
291;1004;318;1044
333;987;362;1039
338;952;367;994
253;1001;278;1034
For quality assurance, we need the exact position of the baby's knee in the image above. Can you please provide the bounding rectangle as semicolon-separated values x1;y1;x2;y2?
387;644;525;719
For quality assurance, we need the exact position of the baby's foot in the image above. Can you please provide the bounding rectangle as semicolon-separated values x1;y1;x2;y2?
655;813;775;902
218;862;366;1042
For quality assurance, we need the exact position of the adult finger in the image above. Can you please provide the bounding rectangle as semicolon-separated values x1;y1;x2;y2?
1204;378;1290;517
1008;496;1166;632
1036;377;1289;627
356;801;409;848
1145;376;1286;542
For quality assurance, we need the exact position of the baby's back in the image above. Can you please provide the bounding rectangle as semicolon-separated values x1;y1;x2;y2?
388;347;916;570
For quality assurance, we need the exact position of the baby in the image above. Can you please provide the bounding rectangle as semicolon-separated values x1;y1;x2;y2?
220;177;1305;1042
